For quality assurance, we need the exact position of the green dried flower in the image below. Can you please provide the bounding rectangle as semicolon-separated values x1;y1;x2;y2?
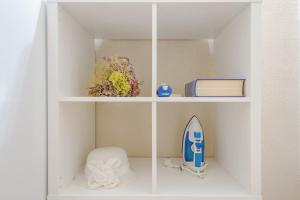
108;71;131;96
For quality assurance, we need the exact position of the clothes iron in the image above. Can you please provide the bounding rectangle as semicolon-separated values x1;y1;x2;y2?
163;115;207;177
181;115;206;176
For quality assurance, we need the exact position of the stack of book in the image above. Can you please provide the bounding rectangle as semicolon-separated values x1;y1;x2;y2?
185;79;245;97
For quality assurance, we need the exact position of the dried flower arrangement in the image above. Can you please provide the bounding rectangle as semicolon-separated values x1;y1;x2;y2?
88;56;141;97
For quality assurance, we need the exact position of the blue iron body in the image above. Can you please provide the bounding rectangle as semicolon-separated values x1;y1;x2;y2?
182;116;205;171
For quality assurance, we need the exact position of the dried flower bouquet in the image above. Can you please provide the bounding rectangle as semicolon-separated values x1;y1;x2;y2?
88;56;141;97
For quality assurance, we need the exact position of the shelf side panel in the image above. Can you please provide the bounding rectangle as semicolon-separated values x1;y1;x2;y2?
58;5;94;97
48;2;60;194
59;103;95;191
250;2;262;195
214;5;251;97
214;103;251;192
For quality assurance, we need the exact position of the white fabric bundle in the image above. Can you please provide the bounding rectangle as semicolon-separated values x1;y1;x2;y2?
85;147;133;189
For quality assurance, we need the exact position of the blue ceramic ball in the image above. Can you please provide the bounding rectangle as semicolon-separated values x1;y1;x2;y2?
157;84;172;97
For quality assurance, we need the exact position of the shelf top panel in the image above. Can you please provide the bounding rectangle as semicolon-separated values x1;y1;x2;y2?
59;96;251;103
50;0;261;39
59;2;152;39
157;2;249;39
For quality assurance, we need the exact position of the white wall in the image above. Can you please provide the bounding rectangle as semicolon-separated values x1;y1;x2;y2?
0;0;46;200
262;0;300;200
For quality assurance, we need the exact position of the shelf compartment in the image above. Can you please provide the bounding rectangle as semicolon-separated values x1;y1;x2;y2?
157;4;252;98
157;103;251;195
157;158;250;196
56;102;152;196
52;158;152;198
57;3;152;97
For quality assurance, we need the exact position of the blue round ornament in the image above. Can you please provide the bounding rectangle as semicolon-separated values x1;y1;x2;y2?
157;84;172;97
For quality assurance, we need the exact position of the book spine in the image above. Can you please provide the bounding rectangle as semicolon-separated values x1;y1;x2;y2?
242;79;245;97
185;80;197;97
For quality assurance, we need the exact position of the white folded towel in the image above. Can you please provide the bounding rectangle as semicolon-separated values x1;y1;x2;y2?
85;147;132;189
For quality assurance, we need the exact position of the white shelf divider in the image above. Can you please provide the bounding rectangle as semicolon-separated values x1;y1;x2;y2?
151;3;158;194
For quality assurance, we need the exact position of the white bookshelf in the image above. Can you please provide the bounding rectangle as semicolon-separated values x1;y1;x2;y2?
47;1;262;200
